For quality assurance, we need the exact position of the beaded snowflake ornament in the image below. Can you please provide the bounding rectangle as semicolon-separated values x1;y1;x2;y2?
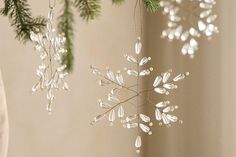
160;0;219;58
30;7;69;114
90;37;189;153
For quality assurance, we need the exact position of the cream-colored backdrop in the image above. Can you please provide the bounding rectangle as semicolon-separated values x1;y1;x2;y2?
144;0;235;157
0;0;236;157
0;0;142;157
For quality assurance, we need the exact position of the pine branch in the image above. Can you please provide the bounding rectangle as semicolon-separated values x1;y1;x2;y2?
1;0;11;16
143;0;160;12
58;0;75;72
111;0;159;12
74;0;101;21
112;0;125;4
0;0;47;42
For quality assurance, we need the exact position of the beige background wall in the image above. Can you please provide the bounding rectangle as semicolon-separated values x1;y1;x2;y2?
0;0;141;157
0;0;236;157
145;0;235;157
145;9;221;157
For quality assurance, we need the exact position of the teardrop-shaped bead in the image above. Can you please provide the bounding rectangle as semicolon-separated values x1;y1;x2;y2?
166;114;178;122
173;74;185;82
162;113;170;124
106;69;115;81
169;15;181;22
118;106;125;118
135;136;142;148
139;57;151;66
108;94;120;102
153;76;162;87
46;90;53;100
207;15;217;23
189;27;200;37
200;2;212;9
126;115;137;122
57;65;67;72
46;23;52;32
35;44;42;51
162;72;171;83
155;108;162;120
156;101;169;108
98;99;111;109
135;37;142;54
48;11;54;20
168;21;177;28
46;104;52;114
163;83;177;89
198;20;207;31
62;82;69;90
200;10;212;18
91;67;101;76
30;32;38;42
174;25;183;38
139;114;151;123
181;31;189;41
124;55;137;63
127;70;138;77
139;123;150;133
109;110;116;122
139;69;151;76
32;83;40;92
154;87;167;94
40;52;47;60
163;106;171;113
181;43;189;55
91;114;105;125
127;123;138;128
116;72;124;85
190;38;198;48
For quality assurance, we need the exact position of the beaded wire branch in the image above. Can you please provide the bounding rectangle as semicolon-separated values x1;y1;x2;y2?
90;37;189;153
30;4;69;114
160;0;219;58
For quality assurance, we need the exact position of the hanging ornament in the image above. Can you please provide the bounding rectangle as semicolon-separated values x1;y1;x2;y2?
30;1;69;114
90;37;189;153
160;0;219;58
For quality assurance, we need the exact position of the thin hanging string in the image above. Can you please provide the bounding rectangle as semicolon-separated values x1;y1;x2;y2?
134;1;144;152
48;0;56;80
133;0;144;38
139;0;144;39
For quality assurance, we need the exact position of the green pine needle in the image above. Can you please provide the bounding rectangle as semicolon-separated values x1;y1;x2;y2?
112;0;125;4
74;0;101;21
0;0;47;42
143;0;160;12
111;0;160;12
58;0;75;72
0;0;159;73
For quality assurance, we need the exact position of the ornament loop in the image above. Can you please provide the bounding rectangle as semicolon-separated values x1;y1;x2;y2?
49;0;56;9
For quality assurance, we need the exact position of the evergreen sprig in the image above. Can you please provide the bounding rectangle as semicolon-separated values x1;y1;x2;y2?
0;0;47;42
0;0;160;73
59;0;101;71
74;0;101;21
143;0;160;12
111;0;160;12
58;0;75;72
112;0;125;4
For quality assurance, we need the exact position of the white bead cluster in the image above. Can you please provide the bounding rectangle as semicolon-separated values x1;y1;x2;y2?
90;37;189;153
160;0;219;58
30;9;69;114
